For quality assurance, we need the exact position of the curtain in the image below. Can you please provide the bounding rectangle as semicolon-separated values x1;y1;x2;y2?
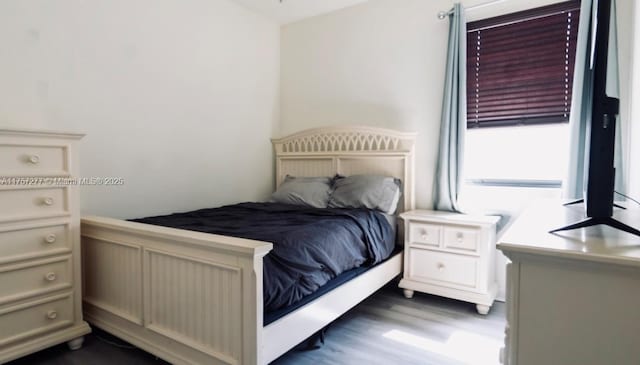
565;0;593;199
609;0;626;197
434;3;466;212
565;0;623;199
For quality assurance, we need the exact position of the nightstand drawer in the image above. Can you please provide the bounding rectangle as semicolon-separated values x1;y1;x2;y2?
409;223;441;247
0;256;72;305
408;249;477;288
443;227;479;253
0;144;68;177
0;293;74;347
0;187;69;223
0;224;71;264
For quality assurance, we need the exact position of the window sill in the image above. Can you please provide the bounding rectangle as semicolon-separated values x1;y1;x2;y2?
465;179;562;189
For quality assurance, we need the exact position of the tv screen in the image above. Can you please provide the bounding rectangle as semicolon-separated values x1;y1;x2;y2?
584;0;617;219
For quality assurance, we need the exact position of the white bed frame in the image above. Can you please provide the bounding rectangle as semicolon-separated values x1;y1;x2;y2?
80;126;416;365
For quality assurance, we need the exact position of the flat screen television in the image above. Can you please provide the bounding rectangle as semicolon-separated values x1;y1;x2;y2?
551;0;640;237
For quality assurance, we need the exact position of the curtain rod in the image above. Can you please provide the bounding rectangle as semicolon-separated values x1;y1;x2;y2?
438;0;508;19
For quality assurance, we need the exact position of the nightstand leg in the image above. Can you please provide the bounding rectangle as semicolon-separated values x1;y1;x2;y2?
476;304;491;315
403;289;414;299
67;336;84;351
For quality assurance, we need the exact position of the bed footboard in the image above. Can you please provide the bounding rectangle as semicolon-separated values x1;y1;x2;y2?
80;216;272;365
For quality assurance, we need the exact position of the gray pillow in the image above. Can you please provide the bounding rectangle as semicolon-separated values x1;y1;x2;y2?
328;175;401;214
271;175;332;208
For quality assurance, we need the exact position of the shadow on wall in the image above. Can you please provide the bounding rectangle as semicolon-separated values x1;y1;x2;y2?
281;101;417;134
460;184;563;301
460;184;563;222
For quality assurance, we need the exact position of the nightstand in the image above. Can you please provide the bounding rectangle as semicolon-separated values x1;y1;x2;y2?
398;210;499;314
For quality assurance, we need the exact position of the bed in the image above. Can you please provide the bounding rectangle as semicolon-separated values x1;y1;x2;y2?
80;125;416;365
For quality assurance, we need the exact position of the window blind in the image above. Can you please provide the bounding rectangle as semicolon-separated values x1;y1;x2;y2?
466;1;581;128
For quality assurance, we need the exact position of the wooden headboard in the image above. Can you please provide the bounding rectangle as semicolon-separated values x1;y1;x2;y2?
272;126;416;212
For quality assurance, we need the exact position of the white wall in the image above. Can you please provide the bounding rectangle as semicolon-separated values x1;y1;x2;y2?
0;0;280;219
281;0;442;209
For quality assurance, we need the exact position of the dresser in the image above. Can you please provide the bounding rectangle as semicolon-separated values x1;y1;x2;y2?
0;128;90;363
498;201;640;365
399;210;499;314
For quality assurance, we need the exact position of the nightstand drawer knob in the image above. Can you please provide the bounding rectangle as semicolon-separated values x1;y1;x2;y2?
457;232;464;242
45;272;57;282
46;310;58;320
45;234;57;243
437;262;445;271
42;197;54;206
421;230;428;240
28;155;41;164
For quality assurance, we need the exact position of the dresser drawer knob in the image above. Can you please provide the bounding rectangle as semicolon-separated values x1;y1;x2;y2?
437;262;445;271
45;272;57;282
42;197;54;206
45;234;57;243
456;232;464;243
28;155;40;164
420;230;428;240
46;310;58;320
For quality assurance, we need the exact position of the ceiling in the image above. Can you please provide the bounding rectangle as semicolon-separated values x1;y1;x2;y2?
233;0;370;24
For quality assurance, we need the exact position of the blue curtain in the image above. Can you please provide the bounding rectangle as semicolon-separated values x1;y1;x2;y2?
434;3;466;212
566;0;623;199
608;0;626;197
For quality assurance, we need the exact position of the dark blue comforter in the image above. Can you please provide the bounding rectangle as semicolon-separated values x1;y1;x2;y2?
132;202;395;311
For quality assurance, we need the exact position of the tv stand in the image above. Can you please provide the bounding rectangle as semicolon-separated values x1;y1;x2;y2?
550;216;640;237
563;199;626;210
562;199;584;206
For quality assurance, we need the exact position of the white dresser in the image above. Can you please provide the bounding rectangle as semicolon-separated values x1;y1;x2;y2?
399;210;499;314
0;128;90;363
498;201;640;365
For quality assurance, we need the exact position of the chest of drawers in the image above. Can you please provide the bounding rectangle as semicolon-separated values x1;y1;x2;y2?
0;128;90;363
399;210;499;314
498;201;640;365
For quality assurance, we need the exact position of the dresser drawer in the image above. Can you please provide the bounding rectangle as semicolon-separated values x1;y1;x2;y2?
408;248;477;288
443;226;480;253
0;144;68;177
0;224;71;264
408;222;441;247
0;293;74;347
0;187;69;223
0;257;72;305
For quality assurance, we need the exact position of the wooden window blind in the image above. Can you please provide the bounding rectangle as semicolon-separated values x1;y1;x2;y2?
466;1;581;128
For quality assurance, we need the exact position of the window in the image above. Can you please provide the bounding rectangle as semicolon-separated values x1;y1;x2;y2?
463;1;582;190
466;1;581;128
